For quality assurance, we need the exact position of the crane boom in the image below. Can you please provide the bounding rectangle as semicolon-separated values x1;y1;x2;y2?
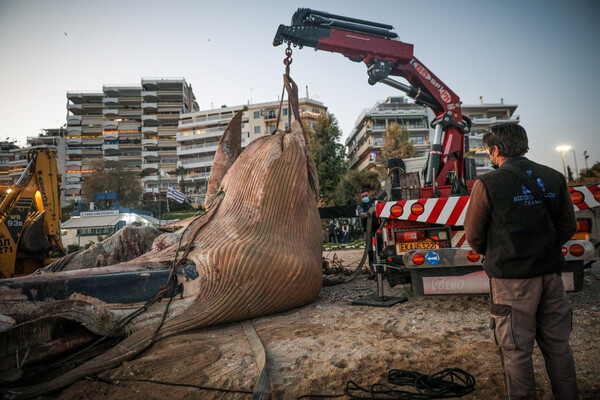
274;8;472;193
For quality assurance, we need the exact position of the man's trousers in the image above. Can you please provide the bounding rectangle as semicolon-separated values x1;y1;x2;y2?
490;273;578;399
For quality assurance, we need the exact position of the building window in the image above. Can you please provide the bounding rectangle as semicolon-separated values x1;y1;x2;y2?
283;108;288;116
269;125;276;134
253;111;260;119
254;126;261;134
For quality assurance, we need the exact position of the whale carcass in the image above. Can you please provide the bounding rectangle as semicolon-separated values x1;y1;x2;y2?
0;79;322;397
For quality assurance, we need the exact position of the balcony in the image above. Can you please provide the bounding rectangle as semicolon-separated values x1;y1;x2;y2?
178;156;214;170
103;143;119;150
67;149;82;155
142;163;159;171
9;157;28;167
177;127;225;142
142;151;159;158
183;172;210;181
65;188;82;196
142;138;158;145
142;115;159;127
177;142;219;156
66;137;82;145
67;115;82;126
103;109;119;117
65;182;82;190
142;126;158;134
67;126;82;135
102;131;119;139
103;97;119;105
104;156;119;161
103;120;118;130
67;104;83;115
142;91;158;101
142;102;158;112
66;160;82;167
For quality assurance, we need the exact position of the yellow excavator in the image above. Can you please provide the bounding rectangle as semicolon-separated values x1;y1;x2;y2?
0;148;64;278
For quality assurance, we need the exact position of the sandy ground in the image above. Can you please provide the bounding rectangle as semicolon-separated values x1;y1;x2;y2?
55;249;600;399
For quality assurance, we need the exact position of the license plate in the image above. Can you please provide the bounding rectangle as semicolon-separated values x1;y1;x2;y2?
397;240;436;253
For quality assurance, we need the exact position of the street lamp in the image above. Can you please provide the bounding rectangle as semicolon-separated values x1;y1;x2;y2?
556;145;571;177
569;149;579;180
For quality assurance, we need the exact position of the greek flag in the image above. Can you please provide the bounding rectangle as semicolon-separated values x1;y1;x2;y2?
166;187;185;204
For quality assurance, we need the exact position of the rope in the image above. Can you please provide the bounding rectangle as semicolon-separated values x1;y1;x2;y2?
41;200;221;370
299;368;475;400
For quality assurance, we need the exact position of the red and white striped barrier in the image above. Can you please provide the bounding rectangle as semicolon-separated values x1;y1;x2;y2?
376;184;599;226
451;230;468;248
376;196;470;226
570;184;600;211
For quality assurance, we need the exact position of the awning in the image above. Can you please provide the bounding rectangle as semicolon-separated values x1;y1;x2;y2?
61;215;123;229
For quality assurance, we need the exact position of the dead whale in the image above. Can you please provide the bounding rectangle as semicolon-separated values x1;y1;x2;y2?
0;78;322;398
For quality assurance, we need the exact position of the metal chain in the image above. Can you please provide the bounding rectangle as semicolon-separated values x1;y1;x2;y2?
283;42;293;77
276;42;293;133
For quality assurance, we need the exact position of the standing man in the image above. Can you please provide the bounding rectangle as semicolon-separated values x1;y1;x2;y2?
465;124;578;399
327;219;338;243
357;188;377;268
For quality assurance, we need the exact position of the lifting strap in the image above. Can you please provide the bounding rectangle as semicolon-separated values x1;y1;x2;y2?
241;320;271;399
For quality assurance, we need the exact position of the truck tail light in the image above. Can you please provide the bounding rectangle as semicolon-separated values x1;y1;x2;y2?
411;202;424;216
396;231;425;242
570;191;584;205
576;219;591;233
568;244;585;257
412;253;425;265
466;250;481;262
390;204;404;217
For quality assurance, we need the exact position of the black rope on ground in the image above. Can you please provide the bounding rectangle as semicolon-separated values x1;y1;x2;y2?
298;368;475;400
86;375;254;395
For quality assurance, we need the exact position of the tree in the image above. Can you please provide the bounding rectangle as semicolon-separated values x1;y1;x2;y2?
333;168;381;206
381;122;415;160
305;113;348;206
175;166;187;193
567;165;574;182
81;160;142;208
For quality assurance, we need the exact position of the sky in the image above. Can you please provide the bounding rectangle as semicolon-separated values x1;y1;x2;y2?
1;0;599;175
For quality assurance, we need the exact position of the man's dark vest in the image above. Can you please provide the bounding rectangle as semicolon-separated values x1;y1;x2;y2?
477;157;567;278
357;199;375;229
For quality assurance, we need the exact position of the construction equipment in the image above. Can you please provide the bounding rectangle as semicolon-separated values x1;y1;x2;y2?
275;8;599;296
0;148;64;278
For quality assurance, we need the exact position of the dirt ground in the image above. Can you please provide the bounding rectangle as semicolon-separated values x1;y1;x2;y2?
56;249;600;400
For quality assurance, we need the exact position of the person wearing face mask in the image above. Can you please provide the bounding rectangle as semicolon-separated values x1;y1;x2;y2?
356;188;377;269
464;123;578;399
356;189;375;228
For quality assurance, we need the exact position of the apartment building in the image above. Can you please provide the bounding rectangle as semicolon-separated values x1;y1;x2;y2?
463;97;519;176
346;97;430;173
177;106;250;205
0;141;19;186
65;78;197;202
65;91;103;201
346;96;519;177
141;78;197;196
177;97;327;206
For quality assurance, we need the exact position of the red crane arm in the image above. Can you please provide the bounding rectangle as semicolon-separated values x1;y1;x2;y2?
274;9;472;192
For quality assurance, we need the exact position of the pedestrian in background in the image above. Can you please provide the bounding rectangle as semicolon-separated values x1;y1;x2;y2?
327;219;337;243
465;123;578;399
341;221;350;243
